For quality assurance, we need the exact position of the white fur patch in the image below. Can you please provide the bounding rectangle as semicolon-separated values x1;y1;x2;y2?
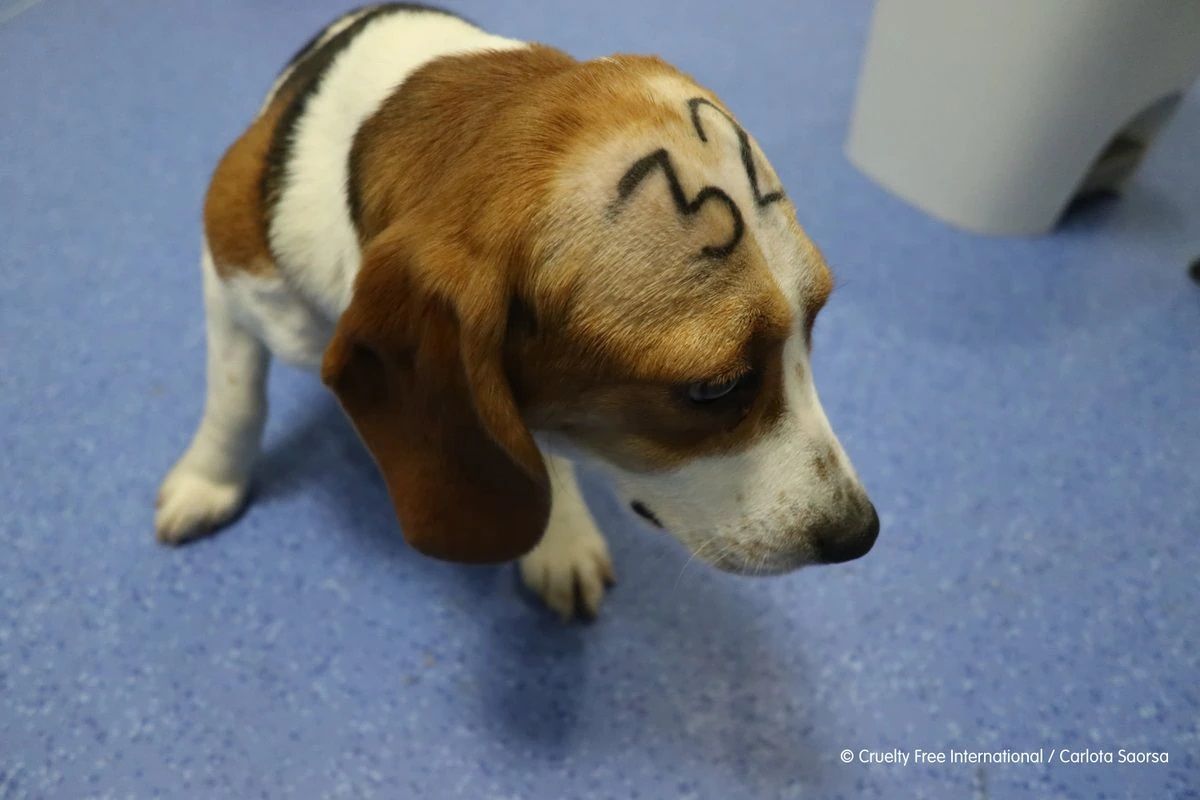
519;456;615;619
156;249;270;543
266;11;527;318
223;272;334;371
156;468;247;544
611;334;863;574
257;6;378;117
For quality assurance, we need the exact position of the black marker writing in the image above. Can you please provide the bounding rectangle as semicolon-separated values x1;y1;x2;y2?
687;97;784;208
612;148;745;260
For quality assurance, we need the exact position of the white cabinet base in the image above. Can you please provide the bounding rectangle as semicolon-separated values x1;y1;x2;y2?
846;1;1200;235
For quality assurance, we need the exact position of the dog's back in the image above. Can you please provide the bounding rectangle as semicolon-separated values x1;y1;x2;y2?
204;4;528;317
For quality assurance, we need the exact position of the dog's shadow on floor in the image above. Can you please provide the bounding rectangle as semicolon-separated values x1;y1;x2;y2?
255;395;831;795
254;393;409;558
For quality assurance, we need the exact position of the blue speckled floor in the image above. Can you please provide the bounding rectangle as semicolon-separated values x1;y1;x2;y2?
2;1;1198;798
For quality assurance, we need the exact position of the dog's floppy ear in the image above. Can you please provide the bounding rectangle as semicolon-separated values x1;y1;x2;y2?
321;226;549;563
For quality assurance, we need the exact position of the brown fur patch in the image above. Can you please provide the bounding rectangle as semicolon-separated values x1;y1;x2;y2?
515;328;789;471
811;447;836;481
804;245;834;339
203;100;287;278
350;45;579;251
322;225;550;563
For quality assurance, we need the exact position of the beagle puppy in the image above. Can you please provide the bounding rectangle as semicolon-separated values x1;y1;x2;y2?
156;3;880;619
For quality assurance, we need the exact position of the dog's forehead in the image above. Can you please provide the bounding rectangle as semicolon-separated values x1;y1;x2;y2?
538;65;828;331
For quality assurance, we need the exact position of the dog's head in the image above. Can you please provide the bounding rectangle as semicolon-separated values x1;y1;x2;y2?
323;52;877;571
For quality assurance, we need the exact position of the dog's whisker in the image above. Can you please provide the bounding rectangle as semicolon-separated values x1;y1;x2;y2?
673;540;708;590
674;537;723;590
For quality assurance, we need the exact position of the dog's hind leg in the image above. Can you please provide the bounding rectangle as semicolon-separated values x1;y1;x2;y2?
155;246;270;544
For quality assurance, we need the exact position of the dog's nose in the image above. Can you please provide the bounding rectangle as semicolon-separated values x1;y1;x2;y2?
816;503;880;564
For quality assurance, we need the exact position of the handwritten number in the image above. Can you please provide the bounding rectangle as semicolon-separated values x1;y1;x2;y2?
687;97;784;208
610;98;782;260
613;148;745;260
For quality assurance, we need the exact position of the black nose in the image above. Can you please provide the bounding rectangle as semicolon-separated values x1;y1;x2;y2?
816;504;880;564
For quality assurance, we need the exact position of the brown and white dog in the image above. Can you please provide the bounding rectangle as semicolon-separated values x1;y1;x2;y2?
156;4;880;618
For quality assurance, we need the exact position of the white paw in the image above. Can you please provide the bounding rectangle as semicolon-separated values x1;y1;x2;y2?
519;525;615;620
154;467;247;544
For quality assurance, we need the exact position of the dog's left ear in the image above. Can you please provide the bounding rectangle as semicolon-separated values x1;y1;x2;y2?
321;225;550;563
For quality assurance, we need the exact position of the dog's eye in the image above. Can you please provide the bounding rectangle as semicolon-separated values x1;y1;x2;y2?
686;374;744;404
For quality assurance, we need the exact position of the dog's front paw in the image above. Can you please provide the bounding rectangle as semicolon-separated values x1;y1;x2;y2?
519;524;615;620
155;467;246;545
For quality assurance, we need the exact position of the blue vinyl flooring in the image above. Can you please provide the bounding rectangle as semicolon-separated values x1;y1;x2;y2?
2;2;1198;798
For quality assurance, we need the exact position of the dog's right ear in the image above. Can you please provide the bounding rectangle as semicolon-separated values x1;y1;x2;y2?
321;226;550;563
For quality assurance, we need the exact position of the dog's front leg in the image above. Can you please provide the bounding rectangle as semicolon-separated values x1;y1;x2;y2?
519;455;615;620
155;252;269;543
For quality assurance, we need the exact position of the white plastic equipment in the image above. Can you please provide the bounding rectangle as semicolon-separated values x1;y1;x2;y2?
845;1;1200;236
